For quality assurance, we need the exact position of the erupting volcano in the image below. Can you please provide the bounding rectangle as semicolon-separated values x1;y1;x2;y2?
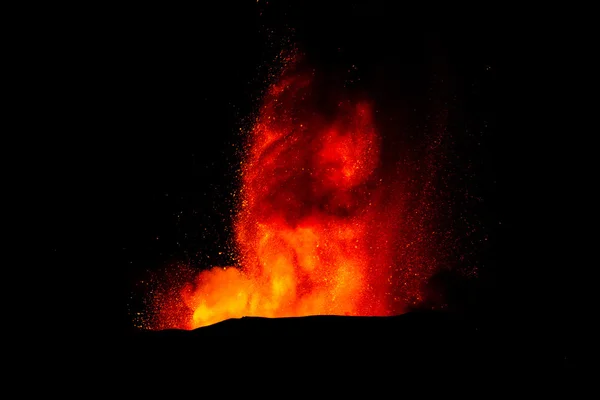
141;53;451;330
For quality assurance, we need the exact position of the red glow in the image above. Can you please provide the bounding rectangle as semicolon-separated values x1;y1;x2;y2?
150;55;442;330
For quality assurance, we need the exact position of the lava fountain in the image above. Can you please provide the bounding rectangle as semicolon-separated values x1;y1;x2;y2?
146;54;447;330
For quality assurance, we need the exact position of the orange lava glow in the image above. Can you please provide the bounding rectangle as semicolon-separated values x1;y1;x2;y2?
152;55;441;330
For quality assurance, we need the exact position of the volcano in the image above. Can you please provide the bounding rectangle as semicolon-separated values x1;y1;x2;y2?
135;51;458;331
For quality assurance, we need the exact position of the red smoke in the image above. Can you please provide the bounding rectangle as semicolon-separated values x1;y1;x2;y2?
147;53;445;330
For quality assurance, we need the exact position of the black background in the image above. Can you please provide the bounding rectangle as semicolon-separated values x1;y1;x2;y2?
39;1;524;341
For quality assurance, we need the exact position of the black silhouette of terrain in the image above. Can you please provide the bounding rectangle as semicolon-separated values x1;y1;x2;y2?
123;311;500;374
121;311;575;382
132;310;474;339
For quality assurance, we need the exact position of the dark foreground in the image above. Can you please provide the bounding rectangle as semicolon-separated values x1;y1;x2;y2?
121;311;573;383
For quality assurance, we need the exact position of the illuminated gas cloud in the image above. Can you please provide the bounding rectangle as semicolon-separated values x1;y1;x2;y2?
144;52;452;330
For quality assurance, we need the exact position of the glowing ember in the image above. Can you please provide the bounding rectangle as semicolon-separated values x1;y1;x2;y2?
143;53;448;330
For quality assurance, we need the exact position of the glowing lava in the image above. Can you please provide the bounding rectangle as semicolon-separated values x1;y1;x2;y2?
149;54;444;330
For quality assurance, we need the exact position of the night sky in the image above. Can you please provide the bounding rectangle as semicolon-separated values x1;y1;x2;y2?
113;1;503;334
41;1;515;339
